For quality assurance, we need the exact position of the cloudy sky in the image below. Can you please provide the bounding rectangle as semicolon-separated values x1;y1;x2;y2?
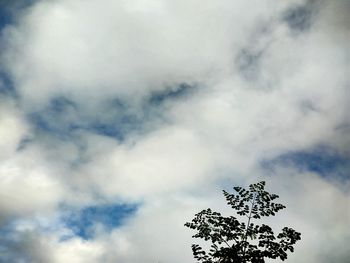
0;0;349;262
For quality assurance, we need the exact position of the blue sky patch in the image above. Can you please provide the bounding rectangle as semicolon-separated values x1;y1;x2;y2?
0;0;36;31
27;96;144;143
28;96;138;141
261;146;350;179
0;3;13;31
61;203;138;240
27;83;195;142
149;83;194;105
0;71;17;98
28;96;78;140
282;2;314;32
87;98;142;140
0;220;30;263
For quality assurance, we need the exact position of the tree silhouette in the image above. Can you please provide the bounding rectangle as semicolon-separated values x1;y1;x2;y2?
185;181;301;263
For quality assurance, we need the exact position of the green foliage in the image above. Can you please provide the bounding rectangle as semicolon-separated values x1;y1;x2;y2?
185;181;301;263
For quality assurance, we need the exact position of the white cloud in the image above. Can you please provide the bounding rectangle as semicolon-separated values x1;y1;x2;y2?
266;169;350;263
0;101;28;158
0;102;65;224
75;126;217;200
1;0;294;108
0;0;349;262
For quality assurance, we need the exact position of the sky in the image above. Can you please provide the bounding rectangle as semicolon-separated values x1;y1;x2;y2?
0;0;349;262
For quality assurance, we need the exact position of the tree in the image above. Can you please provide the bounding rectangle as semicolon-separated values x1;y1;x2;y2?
185;181;301;263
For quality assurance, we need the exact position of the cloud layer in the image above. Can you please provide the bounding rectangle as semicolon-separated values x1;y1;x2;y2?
0;0;349;262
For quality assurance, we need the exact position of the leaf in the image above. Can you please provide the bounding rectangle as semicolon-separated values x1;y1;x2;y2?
185;181;301;263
